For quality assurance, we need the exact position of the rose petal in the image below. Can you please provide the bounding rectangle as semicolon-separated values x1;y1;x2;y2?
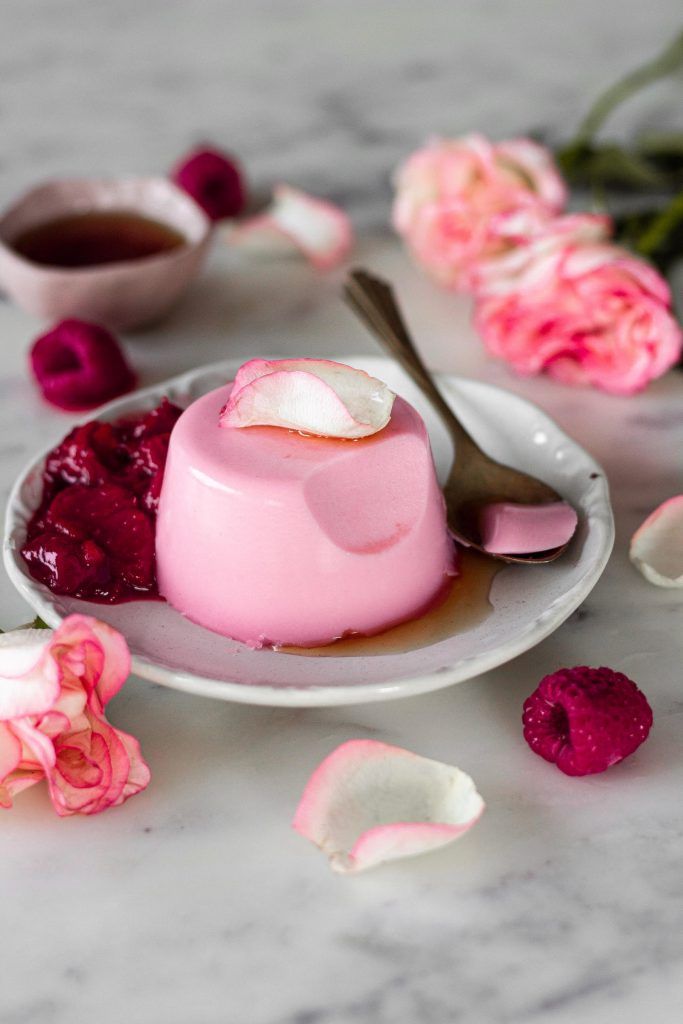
293;739;484;874
219;358;395;439
228;185;352;269
630;496;683;587
0;724;23;781
50;614;131;706
0;629;59;719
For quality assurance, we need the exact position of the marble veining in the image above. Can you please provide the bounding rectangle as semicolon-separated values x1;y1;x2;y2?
1;2;683;1022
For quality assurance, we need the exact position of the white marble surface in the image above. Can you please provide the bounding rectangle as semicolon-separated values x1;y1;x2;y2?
2;3;683;1022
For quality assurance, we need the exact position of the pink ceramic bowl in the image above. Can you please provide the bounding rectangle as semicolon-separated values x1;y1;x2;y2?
0;177;212;329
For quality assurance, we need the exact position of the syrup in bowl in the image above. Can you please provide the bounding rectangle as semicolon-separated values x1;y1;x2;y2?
12;210;186;268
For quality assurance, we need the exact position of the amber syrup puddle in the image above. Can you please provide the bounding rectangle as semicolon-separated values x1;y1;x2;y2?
279;549;501;657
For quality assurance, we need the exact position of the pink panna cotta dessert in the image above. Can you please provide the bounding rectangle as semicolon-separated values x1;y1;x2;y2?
155;359;457;647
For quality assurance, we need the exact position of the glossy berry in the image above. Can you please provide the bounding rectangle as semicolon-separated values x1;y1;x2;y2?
30;319;136;412
522;666;653;776
171;146;246;221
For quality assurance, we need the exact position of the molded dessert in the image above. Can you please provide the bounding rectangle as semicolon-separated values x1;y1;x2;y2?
155;380;456;647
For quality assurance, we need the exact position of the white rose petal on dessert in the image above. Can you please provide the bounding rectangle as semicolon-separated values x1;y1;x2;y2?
228;185;353;269
219;358;395;438
630;496;683;587
292;739;484;874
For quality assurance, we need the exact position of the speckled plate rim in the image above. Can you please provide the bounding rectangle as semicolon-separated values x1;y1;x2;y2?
3;357;614;707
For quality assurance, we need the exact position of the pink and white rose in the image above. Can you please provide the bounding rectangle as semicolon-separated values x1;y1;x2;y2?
392;134;566;291
475;243;682;395
0;615;150;815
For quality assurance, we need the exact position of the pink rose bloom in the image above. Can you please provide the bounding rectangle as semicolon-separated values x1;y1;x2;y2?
392;134;567;291
472;210;611;296
0;615;150;815
475;243;682;395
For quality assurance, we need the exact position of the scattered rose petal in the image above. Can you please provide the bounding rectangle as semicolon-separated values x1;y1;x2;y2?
0;629;60;719
229;185;352;269
30;319;136;412
630;496;683;587
219;358;395;438
171;146;246;221
293;739;484;873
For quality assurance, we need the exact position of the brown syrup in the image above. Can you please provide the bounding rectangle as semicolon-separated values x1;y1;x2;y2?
280;549;501;658
12;210;186;268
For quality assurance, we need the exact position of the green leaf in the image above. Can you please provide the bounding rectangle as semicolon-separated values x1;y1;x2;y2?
613;193;683;274
29;616;51;630
557;142;668;190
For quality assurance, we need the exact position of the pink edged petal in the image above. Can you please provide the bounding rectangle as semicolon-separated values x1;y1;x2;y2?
48;615;131;706
0;766;44;808
0;629;59;719
11;718;57;775
293;739;484;874
108;727;151;804
84;618;131;706
219;358;395;439
630;496;683;587
0;724;23;780
46;708;150;816
229;185;353;269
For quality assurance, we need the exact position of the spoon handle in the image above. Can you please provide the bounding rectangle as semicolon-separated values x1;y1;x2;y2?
344;269;478;455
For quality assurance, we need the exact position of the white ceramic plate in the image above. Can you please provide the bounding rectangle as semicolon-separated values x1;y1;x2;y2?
4;357;613;707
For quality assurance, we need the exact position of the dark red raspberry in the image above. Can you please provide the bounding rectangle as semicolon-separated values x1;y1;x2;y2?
522;666;653;776
171;146;246;221
30;319;136;412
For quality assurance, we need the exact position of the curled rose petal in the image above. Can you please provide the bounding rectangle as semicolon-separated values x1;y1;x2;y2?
50;613;132;705
30;319;136;412
229;185;352;269
0;629;59;719
630;496;683;587
293;739;484;874
219;358;395;438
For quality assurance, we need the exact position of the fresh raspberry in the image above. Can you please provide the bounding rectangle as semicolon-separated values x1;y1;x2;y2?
30;319;136;412
171;146;246;221
522;666;653;776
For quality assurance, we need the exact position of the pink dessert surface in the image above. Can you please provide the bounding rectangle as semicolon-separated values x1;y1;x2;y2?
156;384;456;647
479;500;577;555
21;399;181;601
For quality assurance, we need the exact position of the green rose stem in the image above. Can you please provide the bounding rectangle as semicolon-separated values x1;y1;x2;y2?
558;29;683;192
575;29;683;147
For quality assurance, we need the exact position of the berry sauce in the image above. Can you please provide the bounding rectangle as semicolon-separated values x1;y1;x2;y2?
21;399;182;603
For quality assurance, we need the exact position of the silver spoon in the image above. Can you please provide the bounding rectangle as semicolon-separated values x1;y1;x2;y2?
344;268;576;564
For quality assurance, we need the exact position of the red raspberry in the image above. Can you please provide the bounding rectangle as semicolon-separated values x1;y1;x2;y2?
30;319;136;412
171;146;246;221
522;666;653;776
